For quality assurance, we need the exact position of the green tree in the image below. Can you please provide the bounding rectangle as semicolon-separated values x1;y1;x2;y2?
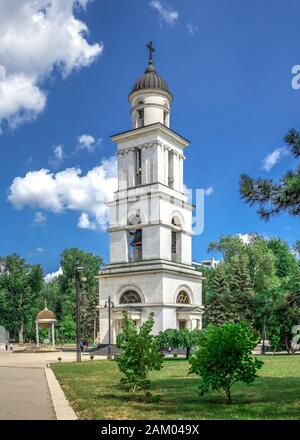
189;322;263;404
240;128;300;220
116;311;163;400
0;254;44;342
208;235;246;262
293;240;300;257
228;254;255;322
58;248;102;340
204;264;235;326
157;328;202;359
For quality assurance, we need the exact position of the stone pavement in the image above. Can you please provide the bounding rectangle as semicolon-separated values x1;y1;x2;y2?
0;366;55;420
0;349;105;420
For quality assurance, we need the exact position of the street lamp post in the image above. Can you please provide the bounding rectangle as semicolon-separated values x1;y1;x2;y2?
76;266;83;362
105;295;114;359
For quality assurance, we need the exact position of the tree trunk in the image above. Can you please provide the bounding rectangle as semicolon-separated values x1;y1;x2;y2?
19;321;24;345
284;336;290;354
186;346;191;359
226;386;232;404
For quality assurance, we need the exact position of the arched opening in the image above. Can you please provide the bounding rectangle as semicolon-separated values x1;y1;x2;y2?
120;290;142;304
134;100;145;128
171;215;182;263
137;109;144;127
128;213;143;262
176;290;190;304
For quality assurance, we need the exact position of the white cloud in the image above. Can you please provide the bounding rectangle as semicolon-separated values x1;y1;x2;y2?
36;247;44;253
205;186;214;196
78;212;96;230
49;144;65;168
44;267;63;283
34;211;47;225
261;147;288;172
0;0;102;130
149;1;179;26
8;156;118;230
237;233;252;245
77;134;102;153
187;23;198;35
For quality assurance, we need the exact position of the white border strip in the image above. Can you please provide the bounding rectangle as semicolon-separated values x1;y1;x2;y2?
45;367;78;420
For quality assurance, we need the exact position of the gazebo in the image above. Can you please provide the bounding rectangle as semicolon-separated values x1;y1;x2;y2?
36;301;56;347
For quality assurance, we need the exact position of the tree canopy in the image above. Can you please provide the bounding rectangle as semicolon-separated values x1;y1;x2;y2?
240;128;300;220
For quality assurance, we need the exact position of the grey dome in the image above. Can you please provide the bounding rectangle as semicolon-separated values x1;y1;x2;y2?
131;62;170;95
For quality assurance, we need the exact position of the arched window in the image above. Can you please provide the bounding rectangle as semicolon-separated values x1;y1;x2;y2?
120;290;142;304
137;109;144;127
176;291;190;304
128;213;143;262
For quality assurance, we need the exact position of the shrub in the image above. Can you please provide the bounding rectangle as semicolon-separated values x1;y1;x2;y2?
116;311;163;401
189;321;263;404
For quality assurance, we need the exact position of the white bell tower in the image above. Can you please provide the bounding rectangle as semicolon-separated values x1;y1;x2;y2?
98;42;203;344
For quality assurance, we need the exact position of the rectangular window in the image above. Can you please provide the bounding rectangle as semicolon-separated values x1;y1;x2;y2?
168;150;174;188
171;231;177;261
128;229;143;262
135;148;142;186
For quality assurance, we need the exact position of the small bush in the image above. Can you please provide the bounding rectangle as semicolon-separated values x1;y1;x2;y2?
189;321;263;404
116;311;163;402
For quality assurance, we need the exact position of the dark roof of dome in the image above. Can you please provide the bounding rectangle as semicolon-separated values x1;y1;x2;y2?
131;62;171;95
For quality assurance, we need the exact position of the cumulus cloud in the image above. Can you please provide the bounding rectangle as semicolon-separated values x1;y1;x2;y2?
78;212;97;230
261;147;288;172
149;1;179;26
236;233;252;245
36;247;44;253
34;211;47;225
49;144;65;168
0;0;102;130
8;157;118;230
44;267;63;283
77;134;102;153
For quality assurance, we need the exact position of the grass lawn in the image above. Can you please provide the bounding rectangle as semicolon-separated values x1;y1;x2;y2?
52;355;300;420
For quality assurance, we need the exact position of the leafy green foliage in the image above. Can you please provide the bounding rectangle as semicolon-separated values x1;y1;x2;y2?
205;234;300;352
189;322;263;404
240;128;300;220
0;248;102;343
0;254;44;342
116;311;163;400
157;328;202;358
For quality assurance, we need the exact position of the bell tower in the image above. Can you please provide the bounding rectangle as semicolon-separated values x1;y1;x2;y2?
98;43;203;344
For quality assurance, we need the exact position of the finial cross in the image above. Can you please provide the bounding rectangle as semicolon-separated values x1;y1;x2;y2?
147;41;155;63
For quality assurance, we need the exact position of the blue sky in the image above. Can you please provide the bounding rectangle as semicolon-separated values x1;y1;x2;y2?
0;0;299;275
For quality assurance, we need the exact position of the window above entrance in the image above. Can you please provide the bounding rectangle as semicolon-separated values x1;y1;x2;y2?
176;291;190;304
120;290;142;304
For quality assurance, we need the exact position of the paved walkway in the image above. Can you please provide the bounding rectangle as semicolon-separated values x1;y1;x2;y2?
0;349;105;420
0;366;55;420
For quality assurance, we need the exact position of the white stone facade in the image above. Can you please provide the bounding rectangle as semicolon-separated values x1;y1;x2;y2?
98;55;203;344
